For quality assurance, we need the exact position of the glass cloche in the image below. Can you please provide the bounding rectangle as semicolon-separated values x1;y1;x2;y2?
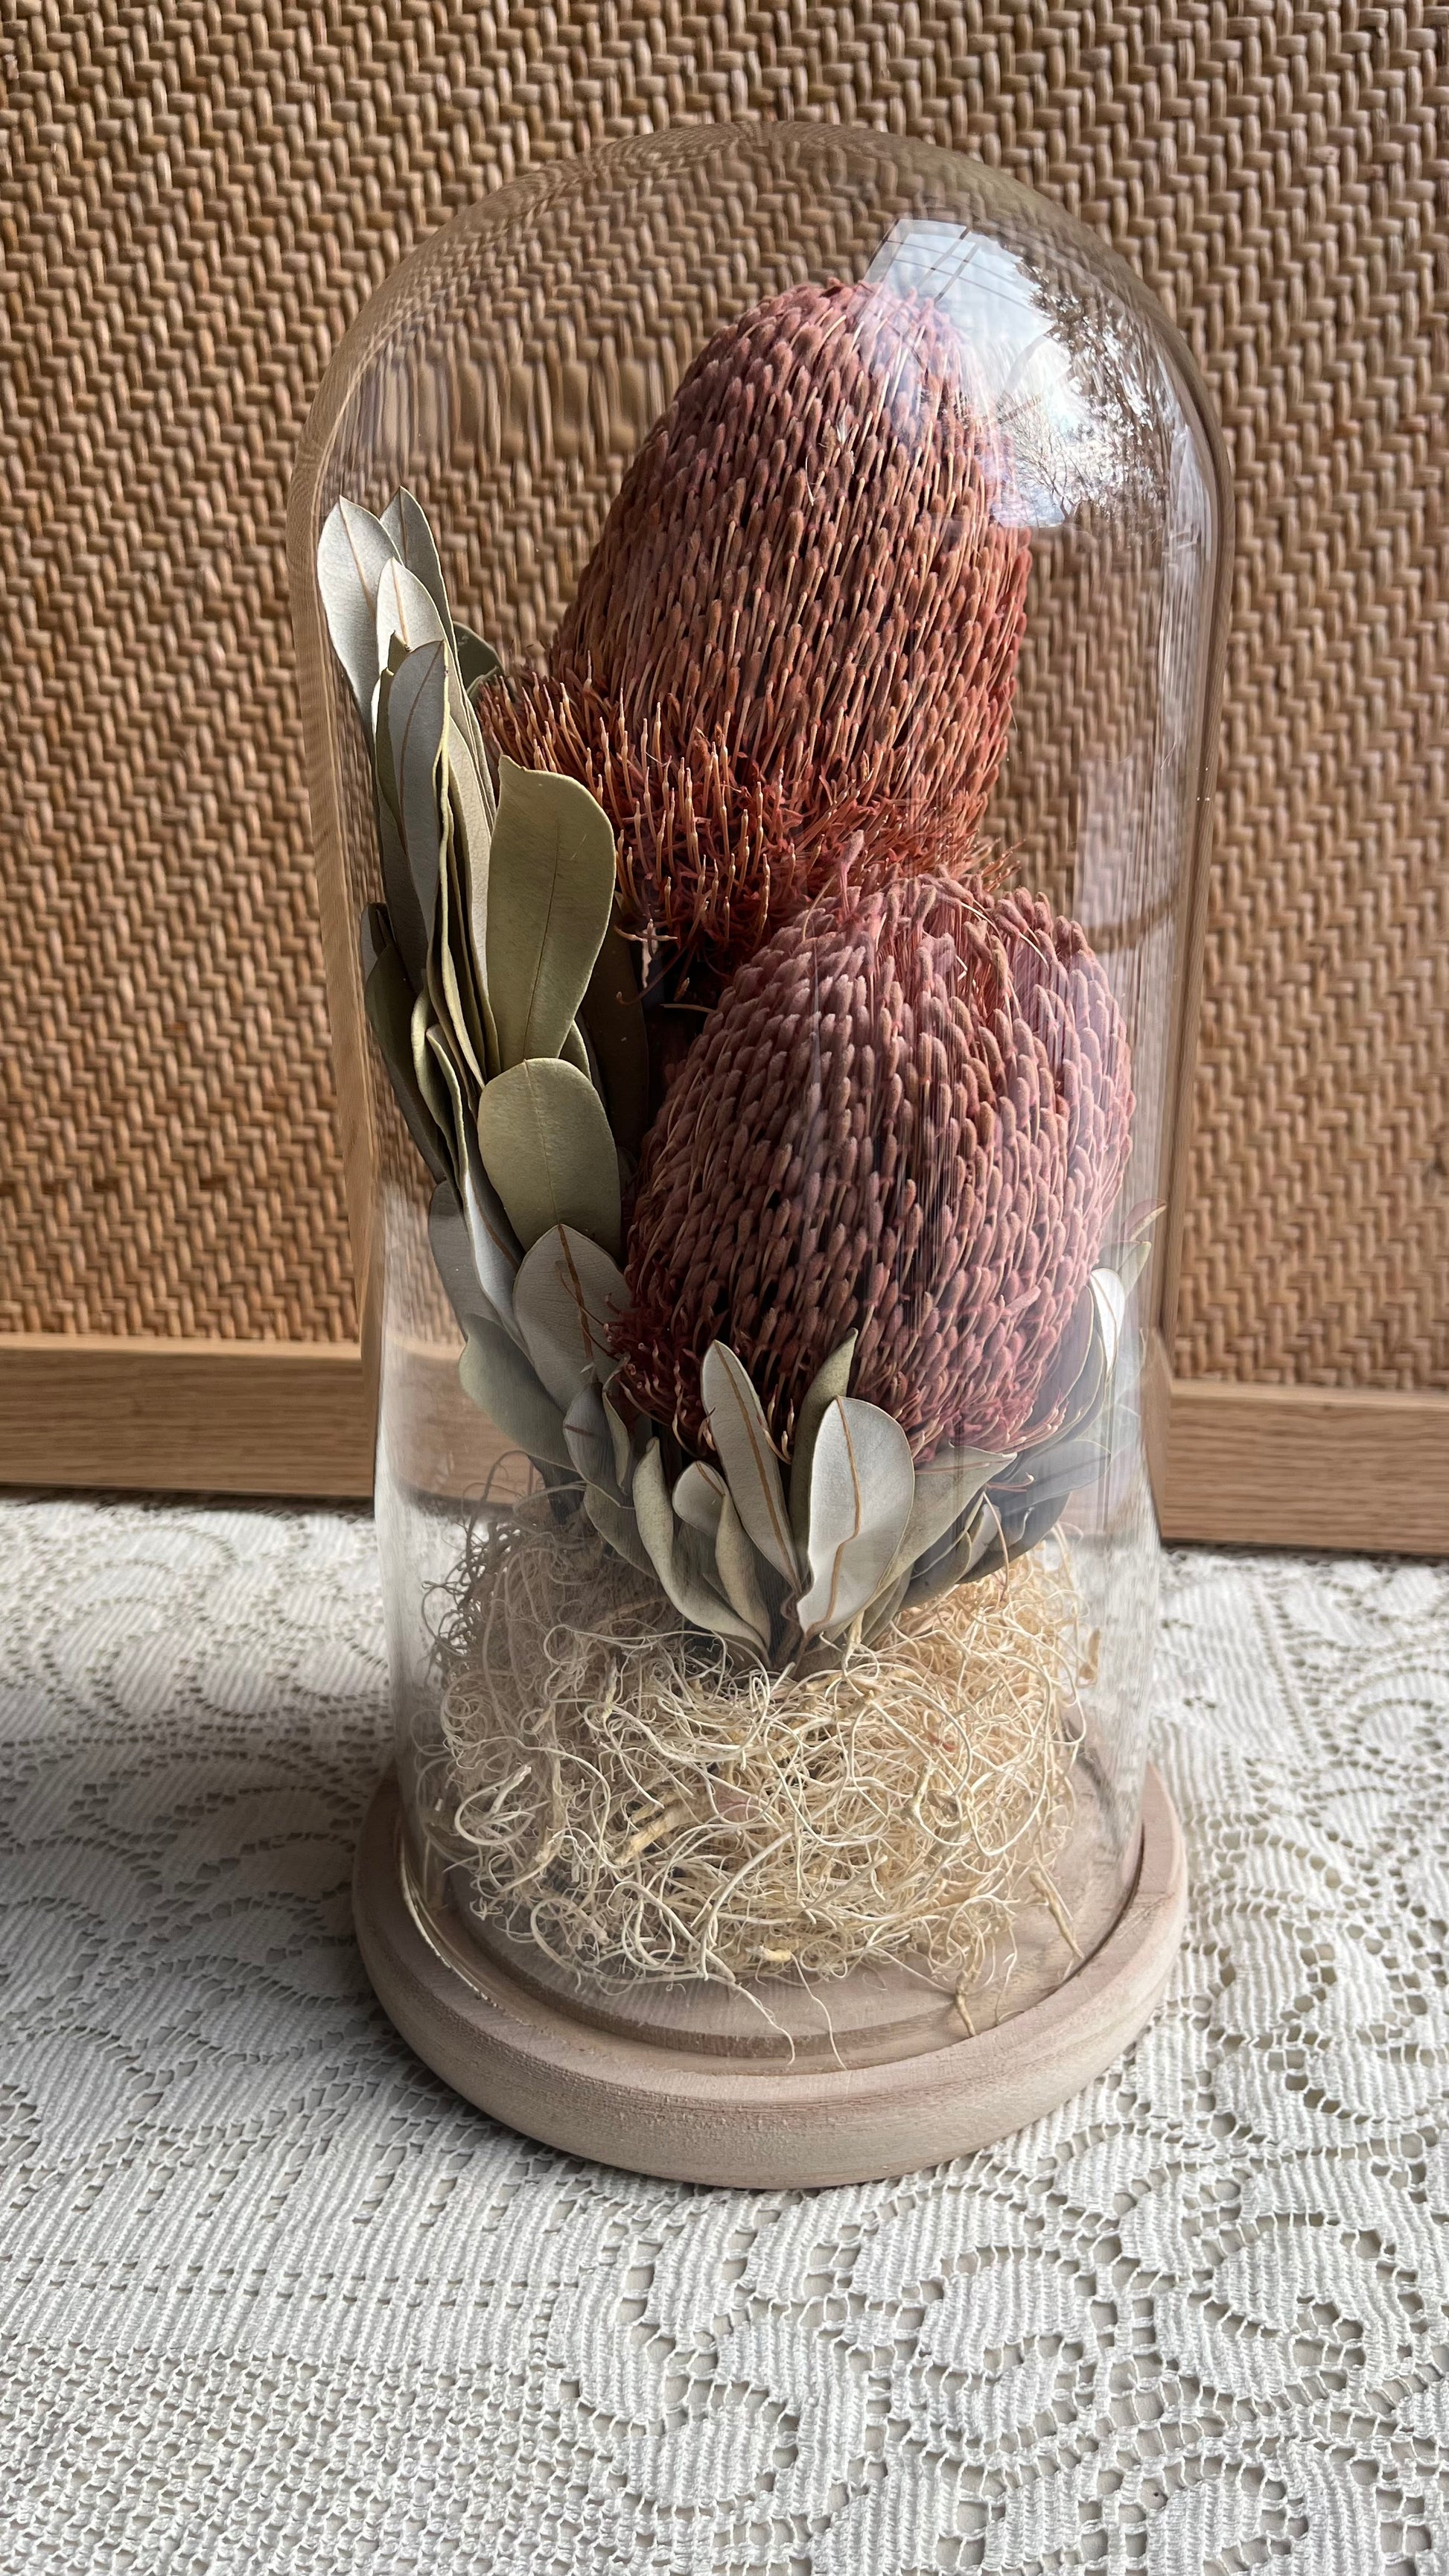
290;124;1229;2187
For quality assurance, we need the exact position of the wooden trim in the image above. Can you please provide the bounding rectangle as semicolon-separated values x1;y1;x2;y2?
4;1326;1441;1547
354;1762;1187;2186
1149;1342;1449;1555
0;1335;375;1499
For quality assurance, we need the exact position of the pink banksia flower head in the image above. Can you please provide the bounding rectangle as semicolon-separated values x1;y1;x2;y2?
487;277;1031;989
612;876;1134;1464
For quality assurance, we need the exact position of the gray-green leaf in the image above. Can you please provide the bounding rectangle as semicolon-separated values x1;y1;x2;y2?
787;1334;856;1545
713;1493;773;1646
457;1319;571;1467
446;715;493;942
512;1224;628;1411
633;1444;762;1648
795;1397;915;1640
316;497;398;739
905;1499;1001;1605
563;1386;616;1491
461;1155;523;1342
900;1441;1013;1569
673;1460;727;1540
428;1178;496;1337
360;918;449;1185
454;622;503;690
423;1018;469;1183
1115;1237;1153;1297
475;1058;622;1257
430;812;486;1087
1090;1266;1127;1374
701;1343;798;1585
579;923;651;1161
389;640;450;961
375;780;427;992
380;489;459;659
375;556;448;672
558;1018;592;1081
584;1481;653;1575
485;756;617;1070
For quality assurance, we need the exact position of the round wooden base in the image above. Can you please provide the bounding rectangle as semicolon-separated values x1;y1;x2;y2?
353;1766;1187;2188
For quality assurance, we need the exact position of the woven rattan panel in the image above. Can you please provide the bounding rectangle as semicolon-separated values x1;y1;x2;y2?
4;9;1445;1386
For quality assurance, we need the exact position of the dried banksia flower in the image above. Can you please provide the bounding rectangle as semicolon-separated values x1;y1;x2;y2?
488;278;1031;985
613;877;1133;1463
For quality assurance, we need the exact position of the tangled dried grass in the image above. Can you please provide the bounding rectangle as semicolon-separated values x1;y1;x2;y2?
435;1496;1085;1995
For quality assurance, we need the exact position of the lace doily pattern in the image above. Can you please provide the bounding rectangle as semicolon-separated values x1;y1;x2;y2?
1;1499;1447;2573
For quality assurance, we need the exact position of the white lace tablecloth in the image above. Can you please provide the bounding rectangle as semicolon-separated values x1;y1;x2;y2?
2;1497;1448;2574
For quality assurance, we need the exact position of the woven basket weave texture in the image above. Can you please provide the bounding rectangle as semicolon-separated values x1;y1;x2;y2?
3;8;1445;1387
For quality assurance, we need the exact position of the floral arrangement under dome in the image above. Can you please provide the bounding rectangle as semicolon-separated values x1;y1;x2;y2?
316;278;1150;1997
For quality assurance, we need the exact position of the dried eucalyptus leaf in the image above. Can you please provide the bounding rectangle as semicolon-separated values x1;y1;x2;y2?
713;1492;772;1646
454;622;503;689
559;1018;591;1081
475;1058;622;1257
995;1431;1112;1515
427;1178;497;1337
788;1334;857;1545
374;787;427;991
372;667;401;821
316;498;398;739
447;717;491;928
904;1499;999;1606
425;1034;523;1335
673;1460;727;1540
946;1490;1070;1586
585;1481;653;1576
563;1386;615;1491
457;1319;571;1467
579;923;651;1161
795;1397;915;1640
602;1386;639;1495
380;489;459;657
901;1443;1013;1569
462;1157;523;1342
700;1343;798;1586
1115;1237;1153;1297
485;757;616;1070
448;837;493;1090
359;902;391;983
632;1444;761;1648
1019;1289;1109;1460
512;1224;628;1411
444;720;499;1074
375;556;448;672
360;926;449;1185
430;814;485;1088
456;683;497;832
421;1017;468;1181
859;1565;912;1645
389;640;449;954
1090;1266;1127;1375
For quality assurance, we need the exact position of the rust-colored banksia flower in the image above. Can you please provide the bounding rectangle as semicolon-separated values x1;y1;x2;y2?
488;278;1031;986
612;877;1133;1463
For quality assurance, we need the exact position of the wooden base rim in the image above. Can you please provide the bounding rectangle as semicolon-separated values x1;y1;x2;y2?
353;1764;1188;2188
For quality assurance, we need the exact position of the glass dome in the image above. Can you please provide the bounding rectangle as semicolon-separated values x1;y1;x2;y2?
290;124;1228;2186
